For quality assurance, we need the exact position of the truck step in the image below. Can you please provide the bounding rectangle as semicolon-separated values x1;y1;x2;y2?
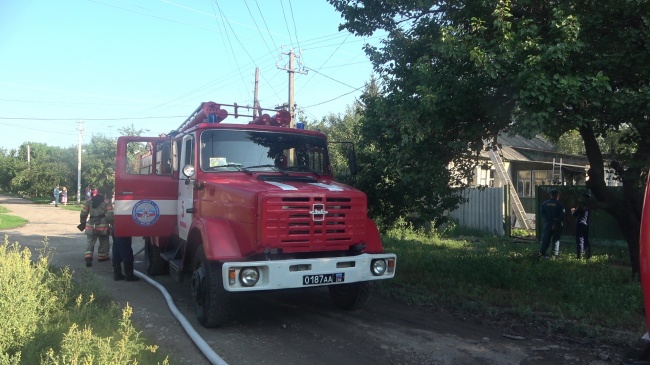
160;251;176;262
169;259;183;283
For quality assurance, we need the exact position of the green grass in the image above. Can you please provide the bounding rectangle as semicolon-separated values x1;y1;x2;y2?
0;206;28;229
375;226;644;345
61;204;83;212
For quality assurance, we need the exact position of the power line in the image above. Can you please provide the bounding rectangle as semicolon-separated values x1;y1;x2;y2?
88;0;221;34
0;122;76;135
254;0;280;52
279;0;295;48
243;0;275;58
319;60;371;69
288;0;302;55
211;0;248;102
304;68;357;89
0;116;185;121
302;85;364;109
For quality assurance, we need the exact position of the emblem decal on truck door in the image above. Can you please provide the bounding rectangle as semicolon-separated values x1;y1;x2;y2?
132;200;160;226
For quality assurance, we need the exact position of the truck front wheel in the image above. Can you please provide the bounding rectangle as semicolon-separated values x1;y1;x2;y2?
329;281;372;310
191;245;230;327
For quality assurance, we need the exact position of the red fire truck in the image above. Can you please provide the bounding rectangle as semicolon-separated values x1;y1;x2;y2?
630;172;650;363
113;102;396;327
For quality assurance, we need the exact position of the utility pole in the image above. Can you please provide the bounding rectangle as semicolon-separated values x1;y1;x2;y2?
288;51;295;128
77;120;83;204
277;48;307;128
253;67;260;117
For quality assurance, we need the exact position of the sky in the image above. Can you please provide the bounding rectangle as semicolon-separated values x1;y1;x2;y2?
0;0;381;151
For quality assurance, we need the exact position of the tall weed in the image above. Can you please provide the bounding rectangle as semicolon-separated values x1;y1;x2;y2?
0;237;71;359
0;237;169;364
43;299;168;365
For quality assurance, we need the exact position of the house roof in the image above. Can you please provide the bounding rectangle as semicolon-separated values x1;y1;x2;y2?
497;134;554;151
493;145;530;162
480;134;543;162
481;134;588;168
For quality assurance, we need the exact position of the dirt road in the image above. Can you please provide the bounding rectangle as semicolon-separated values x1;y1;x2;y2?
0;195;621;365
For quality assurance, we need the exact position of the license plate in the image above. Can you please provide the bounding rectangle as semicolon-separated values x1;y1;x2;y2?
302;273;345;286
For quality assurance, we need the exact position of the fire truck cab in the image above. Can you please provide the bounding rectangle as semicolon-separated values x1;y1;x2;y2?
113;102;396;327
629;172;650;363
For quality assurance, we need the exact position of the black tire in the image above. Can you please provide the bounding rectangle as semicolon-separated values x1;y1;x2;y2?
191;245;230;327
328;281;372;310
144;238;167;276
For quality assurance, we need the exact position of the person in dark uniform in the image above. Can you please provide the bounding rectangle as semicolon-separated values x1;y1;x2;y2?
112;235;140;282
538;188;566;258
571;192;592;259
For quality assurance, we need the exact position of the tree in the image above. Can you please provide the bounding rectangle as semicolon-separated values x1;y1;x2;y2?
83;135;117;196
0;148;21;192
6;143;73;197
309;103;364;185
118;124;149;138
329;0;650;273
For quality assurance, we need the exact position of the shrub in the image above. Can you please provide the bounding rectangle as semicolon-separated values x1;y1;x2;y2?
0;237;71;359
43;299;168;365
0;237;168;364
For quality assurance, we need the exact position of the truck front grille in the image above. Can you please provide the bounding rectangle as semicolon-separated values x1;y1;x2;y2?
261;195;366;251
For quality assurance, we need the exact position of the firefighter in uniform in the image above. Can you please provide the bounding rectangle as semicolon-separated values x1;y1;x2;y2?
79;189;113;267
538;188;566;258
112;236;140;282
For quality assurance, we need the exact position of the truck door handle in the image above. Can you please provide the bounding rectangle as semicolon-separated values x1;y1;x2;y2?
118;191;133;195
186;208;195;214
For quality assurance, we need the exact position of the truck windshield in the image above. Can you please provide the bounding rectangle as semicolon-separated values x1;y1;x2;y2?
199;129;330;175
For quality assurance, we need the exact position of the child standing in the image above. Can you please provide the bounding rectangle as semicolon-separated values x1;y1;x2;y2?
61;187;68;205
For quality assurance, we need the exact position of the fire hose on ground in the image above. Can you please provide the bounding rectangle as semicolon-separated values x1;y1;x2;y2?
132;247;229;365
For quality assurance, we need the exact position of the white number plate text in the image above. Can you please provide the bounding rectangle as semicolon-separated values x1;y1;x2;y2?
303;273;345;286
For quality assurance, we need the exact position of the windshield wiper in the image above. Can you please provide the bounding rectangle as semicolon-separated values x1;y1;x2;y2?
244;164;288;175
208;163;252;175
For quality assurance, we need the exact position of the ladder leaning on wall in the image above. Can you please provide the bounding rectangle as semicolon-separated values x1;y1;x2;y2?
552;158;563;184
487;145;532;230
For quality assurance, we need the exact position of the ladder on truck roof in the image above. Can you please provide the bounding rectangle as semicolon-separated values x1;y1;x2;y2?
486;143;531;230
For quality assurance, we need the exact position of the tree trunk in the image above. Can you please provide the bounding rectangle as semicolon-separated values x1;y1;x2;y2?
580;124;642;275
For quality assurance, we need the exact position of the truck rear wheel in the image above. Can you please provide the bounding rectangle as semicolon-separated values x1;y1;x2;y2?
329;281;372;310
144;239;167;276
191;245;230;327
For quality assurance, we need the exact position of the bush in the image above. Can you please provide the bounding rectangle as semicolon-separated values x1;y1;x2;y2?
0;237;168;364
0;237;71;359
43;300;168;365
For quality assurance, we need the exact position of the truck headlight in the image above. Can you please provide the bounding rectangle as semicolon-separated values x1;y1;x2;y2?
371;259;387;276
239;267;260;287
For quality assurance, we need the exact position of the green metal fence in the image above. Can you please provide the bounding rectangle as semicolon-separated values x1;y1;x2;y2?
535;185;626;249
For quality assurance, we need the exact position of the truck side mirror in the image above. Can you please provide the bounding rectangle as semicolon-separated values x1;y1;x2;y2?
348;148;357;176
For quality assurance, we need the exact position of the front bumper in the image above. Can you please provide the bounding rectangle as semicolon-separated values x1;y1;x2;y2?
222;253;396;292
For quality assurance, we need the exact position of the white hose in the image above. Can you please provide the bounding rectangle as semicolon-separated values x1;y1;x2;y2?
134;270;229;365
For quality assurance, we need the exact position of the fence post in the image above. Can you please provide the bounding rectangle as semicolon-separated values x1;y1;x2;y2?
504;185;511;237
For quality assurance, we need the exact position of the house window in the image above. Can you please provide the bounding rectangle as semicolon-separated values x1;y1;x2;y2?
478;167;495;187
517;170;554;197
532;170;553;195
517;171;531;197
